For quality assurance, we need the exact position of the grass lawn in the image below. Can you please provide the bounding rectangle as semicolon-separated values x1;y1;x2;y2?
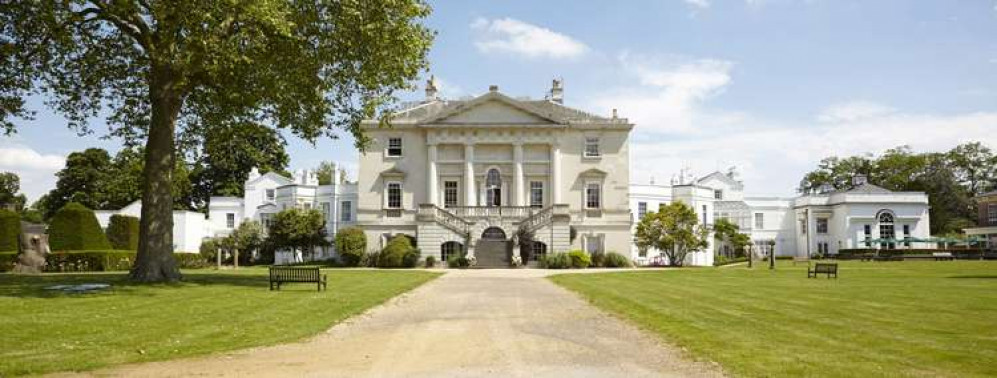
0;268;439;376
550;261;997;377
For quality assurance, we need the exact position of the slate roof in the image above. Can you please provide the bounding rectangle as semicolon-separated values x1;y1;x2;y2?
390;93;616;124
834;183;893;195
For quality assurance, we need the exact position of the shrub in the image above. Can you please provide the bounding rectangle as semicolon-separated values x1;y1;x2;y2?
335;227;366;267
105;215;140;250
48;203;111;251
425;255;436;268
713;255;748;266
199;238;222;264
174;253;211;269
360;251;380;267
568;250;591;269
378;236;419;268
43;250;210;272
590;250;606;268
0;209;20;253
447;254;470;268
0;251;17;272
603;252;633;268
540;252;572;269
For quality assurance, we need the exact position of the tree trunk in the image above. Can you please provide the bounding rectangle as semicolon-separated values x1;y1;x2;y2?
130;66;183;282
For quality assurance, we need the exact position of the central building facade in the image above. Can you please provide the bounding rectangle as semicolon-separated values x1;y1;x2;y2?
356;80;634;266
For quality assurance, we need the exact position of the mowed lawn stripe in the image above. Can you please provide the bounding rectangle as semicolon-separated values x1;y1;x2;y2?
0;269;439;376
551;261;997;377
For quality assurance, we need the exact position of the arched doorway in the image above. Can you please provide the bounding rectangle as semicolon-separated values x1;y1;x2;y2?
440;241;463;262
485;168;502;207
481;227;506;240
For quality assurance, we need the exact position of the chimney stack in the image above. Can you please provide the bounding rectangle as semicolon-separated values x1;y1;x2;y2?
550;79;563;104
488;84;499;92
425;75;438;101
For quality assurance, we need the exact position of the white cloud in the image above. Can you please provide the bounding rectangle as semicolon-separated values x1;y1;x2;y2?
590;53;734;134
0;145;65;202
683;0;710;9
816;101;896;123
470;17;588;59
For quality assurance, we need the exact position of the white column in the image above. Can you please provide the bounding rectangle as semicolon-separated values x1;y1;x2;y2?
427;144;438;206
464;144;476;206
551;143;562;204
514;143;524;207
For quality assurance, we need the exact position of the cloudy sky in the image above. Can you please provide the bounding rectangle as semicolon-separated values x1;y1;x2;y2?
4;0;997;201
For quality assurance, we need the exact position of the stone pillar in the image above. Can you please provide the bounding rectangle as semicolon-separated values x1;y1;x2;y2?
514;143;524;207
551;143;562;204
427;144;438;206
465;144;476;206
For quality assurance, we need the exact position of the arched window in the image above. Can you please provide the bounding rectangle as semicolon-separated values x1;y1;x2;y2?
486;168;502;207
481;227;506;240
531;242;547;261
878;211;895;250
441;241;463;262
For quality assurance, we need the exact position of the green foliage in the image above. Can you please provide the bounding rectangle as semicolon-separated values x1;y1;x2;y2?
105;215;139;250
713;255;749;266
191;122;289;202
199;238;222;264
267;209;328;260
334;227;367;267
0;251;17;272
634;201;710;267
447;254;470;268
378;235;419;268
43;251;208;272
228;220;265;265
48;203;111;251
425;255;436;268
603;252;633;268
0;172;26;211
360;251;382;268
568;250;592;269
174;253;211;269
315;161;349;185
0;209;21;252
20;209;43;224
539;252;572;269
590;250;606;267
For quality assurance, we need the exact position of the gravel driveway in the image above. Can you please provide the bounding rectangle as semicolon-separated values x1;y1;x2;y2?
56;269;722;377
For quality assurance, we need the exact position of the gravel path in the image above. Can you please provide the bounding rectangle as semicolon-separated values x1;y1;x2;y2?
55;269;722;377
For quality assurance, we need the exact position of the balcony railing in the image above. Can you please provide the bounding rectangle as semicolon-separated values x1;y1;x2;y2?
444;206;537;219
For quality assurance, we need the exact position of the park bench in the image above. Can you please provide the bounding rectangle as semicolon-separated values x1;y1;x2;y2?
931;252;954;261
269;266;327;291
807;262;838;279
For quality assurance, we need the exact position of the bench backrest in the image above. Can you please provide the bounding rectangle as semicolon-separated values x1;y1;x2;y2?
814;263;837;272
270;266;321;281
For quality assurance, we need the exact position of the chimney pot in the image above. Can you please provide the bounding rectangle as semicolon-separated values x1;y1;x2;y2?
489;85;499;92
550;78;563;104
425;75;438;101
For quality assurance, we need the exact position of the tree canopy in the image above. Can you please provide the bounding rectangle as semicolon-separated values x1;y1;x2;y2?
0;172;26;211
2;1;433;281
634;201;709;267
190;121;289;202
268;208;328;261
798;142;995;234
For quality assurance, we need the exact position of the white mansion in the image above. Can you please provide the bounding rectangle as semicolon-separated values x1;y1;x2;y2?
96;79;932;266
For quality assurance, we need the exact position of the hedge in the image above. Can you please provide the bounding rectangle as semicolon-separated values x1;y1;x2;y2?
378;235;419;268
106;215;140;250
0;251;16;272
48;203;111;251
837;248;985;257
334;227;366;267
43;251;209;272
0;209;20;253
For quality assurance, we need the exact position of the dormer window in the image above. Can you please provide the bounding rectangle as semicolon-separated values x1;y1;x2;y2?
265;189;275;202
387;137;403;157
584;137;600;158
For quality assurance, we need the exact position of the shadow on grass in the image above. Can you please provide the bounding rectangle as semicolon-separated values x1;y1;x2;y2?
0;271;278;298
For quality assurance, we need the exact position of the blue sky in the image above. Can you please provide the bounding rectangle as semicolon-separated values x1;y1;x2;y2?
3;0;997;201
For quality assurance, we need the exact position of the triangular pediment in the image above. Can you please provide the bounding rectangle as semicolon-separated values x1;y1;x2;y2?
422;92;563;126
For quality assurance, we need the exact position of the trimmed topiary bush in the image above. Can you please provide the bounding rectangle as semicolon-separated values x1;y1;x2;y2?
540;252;572;269
447;254;470;268
0;209;21;253
0;251;17;272
425;255;436;268
603;252;633;268
105;215;139;250
378;235;419;268
335;227;367;267
48;203;111;251
568;250;591;269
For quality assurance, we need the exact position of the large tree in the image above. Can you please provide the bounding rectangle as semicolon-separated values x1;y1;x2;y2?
190;121;289;203
634;201;709;267
0;172;26;211
3;1;433;281
267;208;328;262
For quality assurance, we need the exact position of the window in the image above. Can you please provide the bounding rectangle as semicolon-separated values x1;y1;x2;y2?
586;183;601;208
754;213;764;230
714;189;723;200
226;213;235;228
260;213;273;231
585;235;603;254
441;241;463;261
864;225;872;247
387;182;402;209
702;205;708;225
584;137;600;157
530;181;544;208
638;247;647;258
638;202;647;219
444;181;458;208
321;202;331;222
341;201;352;222
800;218;807;235
386;137;402;157
989;204;997;225
265;189;275;202
903;224;910;247
303;202;312;210
486;169;502;207
878;212;895;249
816;218;828;234
530;242;547;261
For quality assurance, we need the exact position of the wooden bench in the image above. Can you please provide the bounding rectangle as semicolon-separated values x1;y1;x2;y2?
269;266;327;291
808;262;838;279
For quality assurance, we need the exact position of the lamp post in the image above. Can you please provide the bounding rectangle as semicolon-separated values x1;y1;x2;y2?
747;243;753;268
768;239;776;270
